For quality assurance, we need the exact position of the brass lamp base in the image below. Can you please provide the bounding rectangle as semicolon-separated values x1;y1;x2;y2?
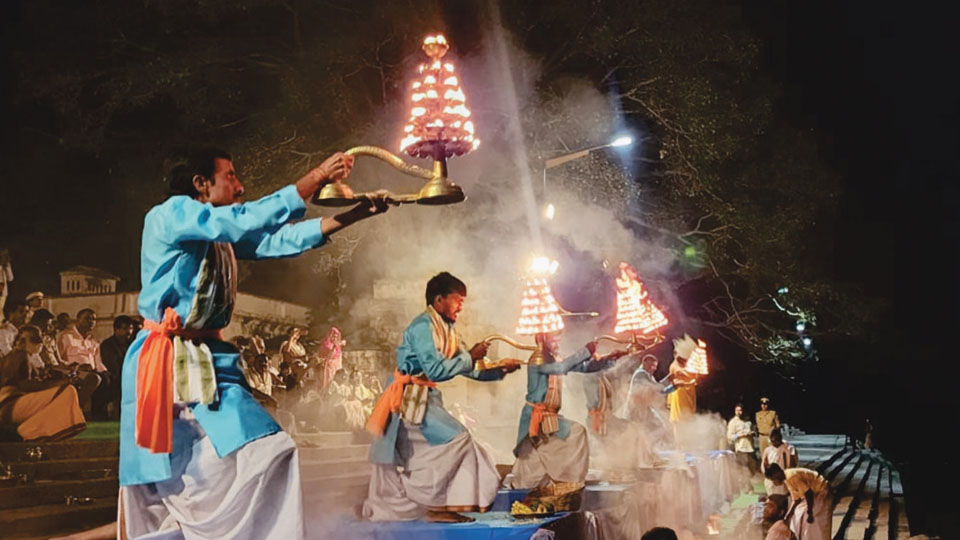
311;146;467;207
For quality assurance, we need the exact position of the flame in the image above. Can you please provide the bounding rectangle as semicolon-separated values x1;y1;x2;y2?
687;339;709;375
516;277;565;335
614;262;669;335
400;34;480;159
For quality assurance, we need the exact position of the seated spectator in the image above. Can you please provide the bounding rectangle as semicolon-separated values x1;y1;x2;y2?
130;315;144;336
353;370;376;419
55;308;105;411
26;309;100;410
57;308;107;373
0;299;28;356
55;312;72;333
24;291;44;322
28;309;62;366
0;326;86;441
245;353;277;408
328;369;365;430
92;315;134;419
366;373;384;396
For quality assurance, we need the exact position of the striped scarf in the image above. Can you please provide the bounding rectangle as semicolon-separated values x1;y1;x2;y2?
427;306;462;359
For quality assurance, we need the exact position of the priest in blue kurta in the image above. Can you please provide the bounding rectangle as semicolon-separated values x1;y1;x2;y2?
510;332;624;489
363;272;522;523
119;148;389;540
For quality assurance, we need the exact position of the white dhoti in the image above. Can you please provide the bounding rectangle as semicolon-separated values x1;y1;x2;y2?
510;422;589;489
362;423;500;521
120;421;303;540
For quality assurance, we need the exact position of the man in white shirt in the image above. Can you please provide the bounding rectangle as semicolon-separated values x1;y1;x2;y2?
727;403;758;475
56;308;107;372
761;428;798;534
0;299;27;356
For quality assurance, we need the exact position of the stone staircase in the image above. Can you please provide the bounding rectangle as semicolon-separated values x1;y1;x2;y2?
0;430;373;539
0;439;119;539
791;434;911;540
298;431;372;515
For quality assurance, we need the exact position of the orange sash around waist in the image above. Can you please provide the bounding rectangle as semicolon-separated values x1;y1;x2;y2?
528;401;560;438
365;369;437;436
136;307;222;454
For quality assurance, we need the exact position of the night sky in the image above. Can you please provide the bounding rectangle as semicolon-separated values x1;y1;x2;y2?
1;1;959;534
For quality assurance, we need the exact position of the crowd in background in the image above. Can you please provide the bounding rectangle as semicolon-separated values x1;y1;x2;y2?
234;326;384;435
0;251;384;442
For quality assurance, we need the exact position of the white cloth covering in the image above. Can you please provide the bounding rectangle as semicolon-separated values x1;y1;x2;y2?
362;423;500;521
510;421;589;489
120;420;303;540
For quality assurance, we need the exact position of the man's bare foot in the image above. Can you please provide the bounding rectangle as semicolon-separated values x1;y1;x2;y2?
426;510;475;523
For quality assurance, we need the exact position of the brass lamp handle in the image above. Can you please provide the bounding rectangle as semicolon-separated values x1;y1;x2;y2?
345;146;435;180
481;334;538;351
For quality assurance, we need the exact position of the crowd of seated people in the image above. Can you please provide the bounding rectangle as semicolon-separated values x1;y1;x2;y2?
234;328;385;435
0;279;142;440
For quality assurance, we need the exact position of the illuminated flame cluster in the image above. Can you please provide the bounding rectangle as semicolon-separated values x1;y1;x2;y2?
687;339;709;375
400;34;479;159
516;277;565;335
614;262;669;335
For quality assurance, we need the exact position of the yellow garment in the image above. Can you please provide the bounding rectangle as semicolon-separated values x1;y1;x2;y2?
668;360;696;423
1;385;86;441
785;467;829;501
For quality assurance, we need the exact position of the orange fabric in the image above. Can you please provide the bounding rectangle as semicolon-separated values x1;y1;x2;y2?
365;369;437;436
588;408;606;435
528;401;559;438
136;308;222;454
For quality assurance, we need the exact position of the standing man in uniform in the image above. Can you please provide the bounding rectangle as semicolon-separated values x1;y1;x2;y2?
755;396;781;454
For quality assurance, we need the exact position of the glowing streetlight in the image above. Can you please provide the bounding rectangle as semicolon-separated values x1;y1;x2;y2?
540;134;635;220
609;135;633;147
802;337;813;348
795;321;806;333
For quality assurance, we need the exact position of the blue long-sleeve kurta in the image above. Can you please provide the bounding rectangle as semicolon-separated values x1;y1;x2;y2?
513;348;613;455
369;311;506;465
120;185;326;486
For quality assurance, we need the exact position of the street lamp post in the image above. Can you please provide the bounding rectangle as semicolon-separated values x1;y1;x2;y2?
541;135;633;218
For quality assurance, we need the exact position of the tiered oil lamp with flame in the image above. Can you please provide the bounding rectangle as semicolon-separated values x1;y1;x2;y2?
476;257;565;369
313;33;476;206
685;337;709;375
597;262;669;352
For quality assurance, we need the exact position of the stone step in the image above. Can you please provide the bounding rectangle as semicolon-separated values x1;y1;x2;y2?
304;482;368;514
870;467;893;540
830;453;866;498
824;449;859;484
0;440;118;462
832;457;873;538
300;444;371;463
296;431;364;447
301;457;371;479
303;471;370;493
811;447;848;474
5;456;118;482
848;462;882;539
0;497;115;538
0;477;118;509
